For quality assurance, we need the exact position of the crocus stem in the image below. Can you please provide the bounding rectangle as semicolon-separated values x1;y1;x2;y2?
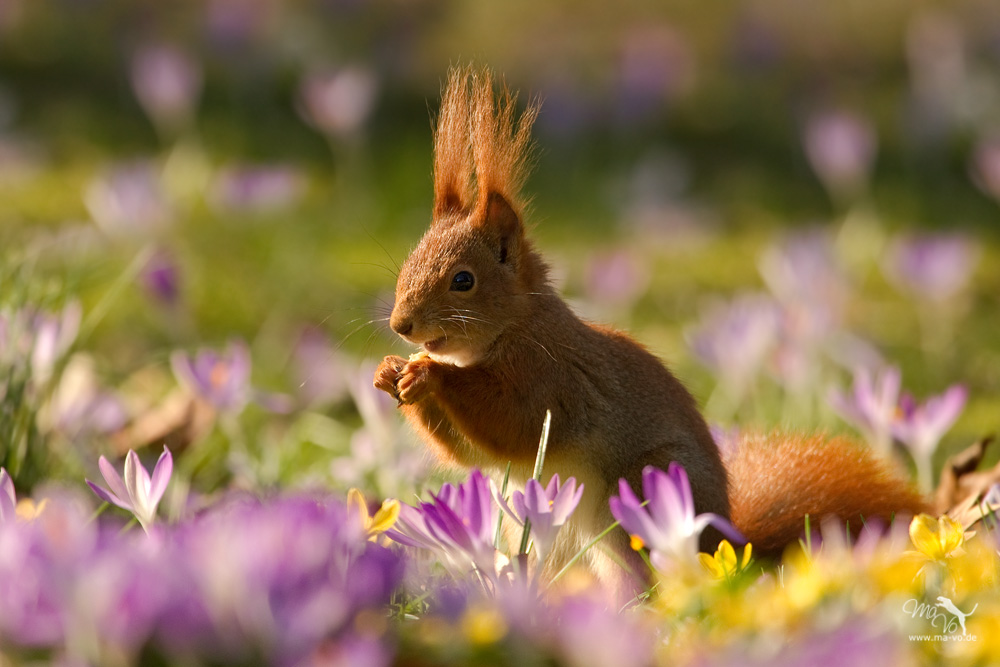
80;244;155;340
532;410;551;482
495;461;512;550
917;456;934;494
87;503;110;524
118;516;139;535
519;518;532;556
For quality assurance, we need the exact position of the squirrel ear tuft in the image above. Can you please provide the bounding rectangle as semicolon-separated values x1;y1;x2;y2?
433;66;475;220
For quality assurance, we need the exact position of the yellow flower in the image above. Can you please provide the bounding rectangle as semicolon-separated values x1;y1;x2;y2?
698;539;752;580
347;488;400;541
15;498;48;521
908;514;968;562
461;604;507;645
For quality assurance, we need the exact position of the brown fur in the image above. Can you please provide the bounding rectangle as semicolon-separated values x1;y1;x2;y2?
728;432;930;556
432;65;474;217
375;66;928;597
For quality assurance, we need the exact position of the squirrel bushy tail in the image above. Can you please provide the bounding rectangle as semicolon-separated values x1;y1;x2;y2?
726;432;930;556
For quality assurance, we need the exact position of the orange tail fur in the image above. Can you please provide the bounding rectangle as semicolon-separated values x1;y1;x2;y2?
727;432;930;556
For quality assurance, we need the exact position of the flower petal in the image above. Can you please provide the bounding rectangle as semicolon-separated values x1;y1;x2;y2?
123;450;154;525
347;488;370;531
148;447;173;507
909;514;942;560
0;468;15;521
510;491;529;524
609;494;660;548
87;479;132;511
369;499;400;534
718;540;737;571
937;515;964;556
684;512;745;553
523;478;546;516
98;455;130;504
699;551;723;578
544;473;561;499
490;479;524;526
551;478;583;524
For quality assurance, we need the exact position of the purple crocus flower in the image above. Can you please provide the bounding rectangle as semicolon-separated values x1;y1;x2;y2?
166;495;401;662
39;354;128;439
204;0;270;49
130;44;202;131
331;363;425;498
709;424;741;462
583;249;651;315
828;366;902;456
84;162;172;237
82;542;180;651
299;66;378;141
759;230;847;328
87;447;173;531
758;230;853;391
615;25;694;124
493;474;584;561
609;463;742;571
687;293;780;399
291;327;347;408
0;467;15;522
971;134;1000;202
27;302;82;387
386;470;498;580
803;109;877;200
892;385;967;491
171;340;252;413
0;492;99;648
0;491;402;663
142;248;180;305
554;594;655;667
210;163;304;214
883;233;978;304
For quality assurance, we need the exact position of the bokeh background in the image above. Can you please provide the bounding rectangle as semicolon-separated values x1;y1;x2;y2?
1;0;998;496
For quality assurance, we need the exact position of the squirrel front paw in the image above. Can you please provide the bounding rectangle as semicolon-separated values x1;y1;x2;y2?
396;356;439;405
374;355;407;398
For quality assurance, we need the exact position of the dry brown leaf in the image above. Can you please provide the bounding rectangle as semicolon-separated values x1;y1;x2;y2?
110;389;216;456
935;435;1000;529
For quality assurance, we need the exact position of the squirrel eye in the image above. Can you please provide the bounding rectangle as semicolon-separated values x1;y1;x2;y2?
450;270;475;292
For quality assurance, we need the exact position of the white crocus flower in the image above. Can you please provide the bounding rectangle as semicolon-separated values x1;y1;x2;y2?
87;447;173;532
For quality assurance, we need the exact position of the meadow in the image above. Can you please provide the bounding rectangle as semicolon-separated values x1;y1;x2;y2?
1;1;999;665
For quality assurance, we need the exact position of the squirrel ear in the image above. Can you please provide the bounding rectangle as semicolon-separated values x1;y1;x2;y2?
481;192;521;233
480;192;523;264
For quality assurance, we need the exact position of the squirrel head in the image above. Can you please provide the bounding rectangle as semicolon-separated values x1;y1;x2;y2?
389;65;545;367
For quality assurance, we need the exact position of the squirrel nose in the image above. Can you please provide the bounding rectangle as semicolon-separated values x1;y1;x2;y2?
390;315;413;337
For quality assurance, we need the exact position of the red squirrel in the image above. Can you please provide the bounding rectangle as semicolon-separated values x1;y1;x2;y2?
373;65;928;591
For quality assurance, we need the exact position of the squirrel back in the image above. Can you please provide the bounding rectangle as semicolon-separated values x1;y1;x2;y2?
373;65;929;592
